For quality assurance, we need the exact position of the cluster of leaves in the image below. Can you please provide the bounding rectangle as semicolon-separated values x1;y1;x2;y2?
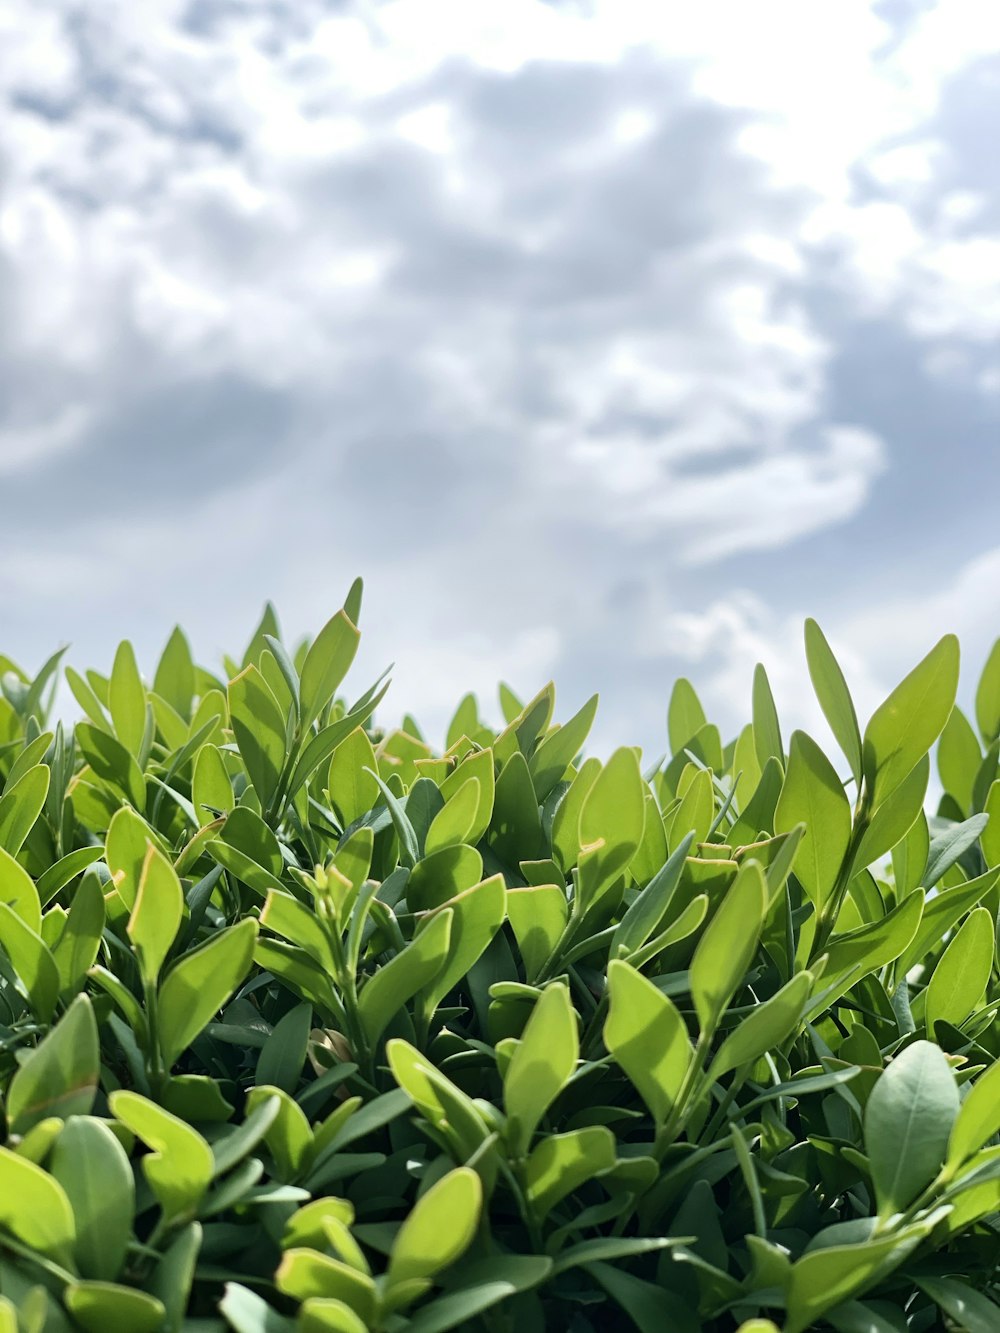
1;582;1000;1332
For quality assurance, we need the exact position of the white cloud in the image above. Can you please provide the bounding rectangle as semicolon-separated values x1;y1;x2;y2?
0;0;997;755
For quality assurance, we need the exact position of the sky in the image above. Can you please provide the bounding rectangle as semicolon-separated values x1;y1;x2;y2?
0;0;998;763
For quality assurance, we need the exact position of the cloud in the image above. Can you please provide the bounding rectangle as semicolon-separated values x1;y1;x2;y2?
0;0;997;759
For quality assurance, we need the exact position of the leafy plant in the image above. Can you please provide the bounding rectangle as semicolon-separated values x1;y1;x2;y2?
0;584;998;1331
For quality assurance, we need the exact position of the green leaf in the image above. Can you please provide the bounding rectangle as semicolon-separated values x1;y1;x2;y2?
403;1256;552;1333
923;813;989;887
127;843;184;985
863;634;960;809
529;693;599;802
0;1146;76;1263
976;637;1000;744
193;743;234;824
611;833;694;960
604;960;693;1125
895;867;999;979
852;755;928;872
864;1039;958;1216
219;1283;295;1333
0;764;49;856
228;664;287;810
418;874;506;1020
525;1125;616;1220
0;841;42;933
0;900;60;1022
506;885;567;982
689;860;767;1038
300;610;361;730
49;1116;134;1280
774;731;852;911
358;908;453;1047
488;751;544;868
668;678;708;755
65;1282;165;1333
938;705;982;814
6;993;99;1134
154;626;195;722
503;981;579;1155
946;1058;1000;1173
424;777;480;856
916;1277;1000;1333
804;619;863;787
328;727;380;827
52;870;106;998
76;722;146;808
708;970;813;1081
925;906;994;1038
983;779;1000;867
158;918;258;1067
108;1090;214;1224
551;756;601;873
387;1168;482;1291
109;640;147;759
105;805;164;911
785;1227;933;1333
35;845;103;908
752;663;783;769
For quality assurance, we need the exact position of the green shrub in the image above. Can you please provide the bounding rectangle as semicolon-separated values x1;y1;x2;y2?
0;581;999;1332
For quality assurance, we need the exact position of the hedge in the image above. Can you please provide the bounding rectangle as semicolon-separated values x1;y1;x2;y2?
0;579;999;1331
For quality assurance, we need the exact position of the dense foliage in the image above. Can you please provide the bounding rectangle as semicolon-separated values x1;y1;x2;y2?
1;581;1000;1332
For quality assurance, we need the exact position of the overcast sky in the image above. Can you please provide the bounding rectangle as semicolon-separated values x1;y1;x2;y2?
1;0;998;761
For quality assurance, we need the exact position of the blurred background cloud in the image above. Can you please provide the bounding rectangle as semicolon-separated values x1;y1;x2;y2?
0;0;997;759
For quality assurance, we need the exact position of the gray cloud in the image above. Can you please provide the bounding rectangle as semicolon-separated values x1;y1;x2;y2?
0;0;998;760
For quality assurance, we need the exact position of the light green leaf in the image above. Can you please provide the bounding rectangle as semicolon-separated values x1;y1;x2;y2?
529;693;599;802
524;1126;616;1220
708;970;813;1081
946;1059;1000;1174
938;705;982;814
387;1168;482;1290
65;1282;165;1333
852;755;928;873
604;960;693;1125
424;777;480;855
863;634;960;809
0;841;42;933
668;678;708;755
864;1039;958;1216
127;843;183;985
300;610;360;730
109;640;147;759
158;918;258;1067
689;860;767;1037
752;663;783;769
895;868;998;979
228;664;287;810
804;619;863;787
925;906;994;1038
49;1116;134;1280
504;981;579;1156
6;993;99;1135
774;731;851;911
0;1146;76;1263
358;908;453;1047
976;637;1000;744
923;813;989;887
0;764;49;856
506;885;567;981
108;1090;214;1224
0;900;60;1022
193;743;234;824
418;874;506;1020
